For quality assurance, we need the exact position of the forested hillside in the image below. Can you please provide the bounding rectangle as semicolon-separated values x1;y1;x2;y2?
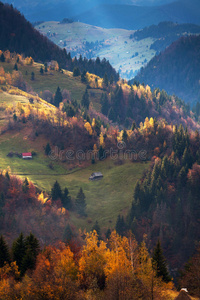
0;2;119;81
131;21;200;53
133;34;200;104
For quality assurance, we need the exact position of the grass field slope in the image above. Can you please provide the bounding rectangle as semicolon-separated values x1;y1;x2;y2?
0;61;149;233
36;21;156;79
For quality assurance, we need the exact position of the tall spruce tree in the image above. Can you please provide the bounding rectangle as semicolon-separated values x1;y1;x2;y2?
75;187;87;216
51;180;62;201
116;215;127;236
81;70;87;83
54;86;63;107
21;233;40;276
81;89;90;109
0;53;5;62
22;177;29;193
0;235;10;267
152;240;171;283
92;221;101;238
101;93;110;116
44;142;51;156
12;233;26;271
103;72;109;87
62;187;72;210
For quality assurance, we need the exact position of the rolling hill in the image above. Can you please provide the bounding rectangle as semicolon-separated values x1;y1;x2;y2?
36;20;200;79
35;21;156;79
0;2;119;80
133;34;200;104
73;0;200;30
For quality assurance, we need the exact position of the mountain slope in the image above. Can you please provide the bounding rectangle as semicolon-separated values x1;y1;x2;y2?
74;0;200;30
0;2;119;80
133;34;200;104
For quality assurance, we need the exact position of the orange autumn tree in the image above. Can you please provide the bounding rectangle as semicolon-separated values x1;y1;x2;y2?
104;231;141;300
22;244;78;300
78;230;107;291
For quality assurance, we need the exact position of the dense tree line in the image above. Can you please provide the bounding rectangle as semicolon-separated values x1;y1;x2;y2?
131;22;200;53
101;82;193;130
0;230;173;299
126;125;200;274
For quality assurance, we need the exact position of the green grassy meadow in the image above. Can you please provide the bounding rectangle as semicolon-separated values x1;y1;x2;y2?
0;126;149;232
36;21;156;79
0;61;86;102
0;65;149;233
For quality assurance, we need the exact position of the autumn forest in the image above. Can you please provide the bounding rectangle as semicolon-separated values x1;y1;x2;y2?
0;1;200;299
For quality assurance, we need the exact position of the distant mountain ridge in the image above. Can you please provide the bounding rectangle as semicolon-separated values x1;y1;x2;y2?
132;34;200;104
1;0;199;27
0;0;176;22
74;0;200;29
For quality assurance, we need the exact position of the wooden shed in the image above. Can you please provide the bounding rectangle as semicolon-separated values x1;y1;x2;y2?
22;152;32;159
89;172;103;180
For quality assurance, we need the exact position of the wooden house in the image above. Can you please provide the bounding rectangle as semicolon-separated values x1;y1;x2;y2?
22;152;32;159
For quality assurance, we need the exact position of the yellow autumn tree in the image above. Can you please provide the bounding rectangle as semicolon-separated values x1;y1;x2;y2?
78;230;107;290
84;122;93;135
99;132;105;148
105;231;140;300
137;238;171;300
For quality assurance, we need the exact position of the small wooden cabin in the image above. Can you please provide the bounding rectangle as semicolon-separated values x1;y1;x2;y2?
89;172;103;180
22;152;32;159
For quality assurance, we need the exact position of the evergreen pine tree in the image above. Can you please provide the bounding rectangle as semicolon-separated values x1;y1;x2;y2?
106;228;111;239
0;53;5;62
25;233;40;260
81;89;90;109
20;247;35;276
98;145;105;160
20;233;40;276
22;177;29;193
75;187;87;216
73;67;81;77
81;70;87;83
54;86;63;107
108;107;116;122
40;66;44;74
116;215;127;236
51;180;62;201
13;113;17;121
110;75;114;85
103;72;109;87
0;235;10;267
62;187;72;210
182;146;193;169
152;240;171;283
131;121;137;131
101;93;110;116
178;166;187;190
63;224;73;244
14;63;18;70
12;233;26;271
44;63;48;72
5;171;10;181
44;142;51;156
92;221;101;238
122;129;128;143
